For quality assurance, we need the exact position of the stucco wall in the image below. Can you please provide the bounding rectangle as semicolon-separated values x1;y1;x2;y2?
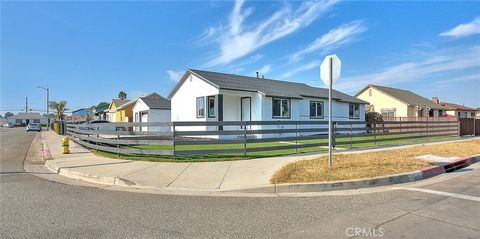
357;87;409;117
170;73;219;132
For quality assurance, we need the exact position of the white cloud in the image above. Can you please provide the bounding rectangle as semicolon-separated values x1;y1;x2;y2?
255;64;272;76
202;0;339;67
335;45;480;93
436;73;480;86
167;70;184;82
440;17;480;38
280;60;321;78
290;20;367;62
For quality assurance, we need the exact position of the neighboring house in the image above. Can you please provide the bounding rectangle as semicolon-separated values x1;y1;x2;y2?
437;101;477;118
71;108;93;116
7;113;47;126
355;85;447;118
169;69;367;138
94;104;109;120
106;99;129;122
114;93;161;123
132;93;171;132
0;118;7;125
115;100;136;123
476;108;480;119
65;114;87;122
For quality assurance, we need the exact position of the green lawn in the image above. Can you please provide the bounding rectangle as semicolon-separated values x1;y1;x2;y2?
92;133;458;162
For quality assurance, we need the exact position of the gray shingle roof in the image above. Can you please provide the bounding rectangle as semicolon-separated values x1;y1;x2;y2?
140;96;171;109
169;69;366;104
440;102;476;111
112;99;130;108
7;113;46;120
358;85;446;110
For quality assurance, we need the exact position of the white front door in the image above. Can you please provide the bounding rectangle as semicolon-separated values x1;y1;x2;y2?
141;113;148;131
241;97;251;128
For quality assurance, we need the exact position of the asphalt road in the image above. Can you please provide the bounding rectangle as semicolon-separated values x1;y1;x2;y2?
1;128;479;238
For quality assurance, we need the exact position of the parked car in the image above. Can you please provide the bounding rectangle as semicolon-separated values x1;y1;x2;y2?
2;122;14;128
26;123;42;132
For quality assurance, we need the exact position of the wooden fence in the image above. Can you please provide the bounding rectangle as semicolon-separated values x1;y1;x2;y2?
458;118;480;136
66;120;460;159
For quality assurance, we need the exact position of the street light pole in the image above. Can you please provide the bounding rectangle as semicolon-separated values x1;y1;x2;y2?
37;86;49;131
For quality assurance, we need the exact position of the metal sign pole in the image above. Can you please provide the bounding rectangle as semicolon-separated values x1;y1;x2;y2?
328;57;333;168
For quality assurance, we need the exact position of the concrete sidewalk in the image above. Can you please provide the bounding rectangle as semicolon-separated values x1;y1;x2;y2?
42;131;314;191
41;131;479;192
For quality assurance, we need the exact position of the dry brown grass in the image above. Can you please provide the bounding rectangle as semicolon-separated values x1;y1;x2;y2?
271;139;480;184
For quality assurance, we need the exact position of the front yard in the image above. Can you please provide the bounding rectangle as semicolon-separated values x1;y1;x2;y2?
271;139;480;184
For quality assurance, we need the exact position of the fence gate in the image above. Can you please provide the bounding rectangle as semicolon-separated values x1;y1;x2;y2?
459;118;475;136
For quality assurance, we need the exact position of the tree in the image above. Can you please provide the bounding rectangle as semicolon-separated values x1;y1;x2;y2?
48;100;69;121
97;102;109;108
4;112;13;118
366;112;383;123
118;91;127;100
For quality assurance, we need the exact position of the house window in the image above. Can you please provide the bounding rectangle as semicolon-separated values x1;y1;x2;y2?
272;98;290;118
381;108;396;118
439;110;443;116
310;101;324;118
207;96;215;118
471;112;475;117
369;89;372;97
349;103;360;119
120;111;123;122
196;97;205;118
457;112;461;118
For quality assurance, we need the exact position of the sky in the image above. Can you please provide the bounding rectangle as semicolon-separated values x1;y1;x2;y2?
1;0;479;116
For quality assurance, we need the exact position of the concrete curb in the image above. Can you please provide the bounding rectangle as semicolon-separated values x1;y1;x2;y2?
40;133;53;160
43;155;479;194
45;160;138;187
232;155;480;193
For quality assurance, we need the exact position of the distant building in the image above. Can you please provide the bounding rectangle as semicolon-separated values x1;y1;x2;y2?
355;85;447;118
106;99;130;122
71;108;93;116
7;113;47;126
132;93;171;131
65;114;87;122
94;104;109;120
437;101;477;118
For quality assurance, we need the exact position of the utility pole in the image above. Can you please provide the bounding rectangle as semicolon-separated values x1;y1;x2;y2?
37;86;50;131
25;97;28;114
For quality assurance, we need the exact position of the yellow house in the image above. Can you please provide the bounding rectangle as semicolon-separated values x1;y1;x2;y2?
106;99;129;122
355;85;447;118
115;100;136;122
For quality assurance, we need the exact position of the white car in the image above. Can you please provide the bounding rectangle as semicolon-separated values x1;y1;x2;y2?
26;123;42;132
2;122;14;128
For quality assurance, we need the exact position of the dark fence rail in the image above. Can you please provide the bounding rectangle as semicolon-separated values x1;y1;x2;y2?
65;120;460;159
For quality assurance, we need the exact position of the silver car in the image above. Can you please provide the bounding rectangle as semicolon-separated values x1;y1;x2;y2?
26;123;42;132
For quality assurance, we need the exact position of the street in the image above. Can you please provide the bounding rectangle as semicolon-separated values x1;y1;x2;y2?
1;128;479;238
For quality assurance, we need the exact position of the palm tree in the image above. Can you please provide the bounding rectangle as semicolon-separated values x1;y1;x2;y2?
118;91;127;100
48;100;69;120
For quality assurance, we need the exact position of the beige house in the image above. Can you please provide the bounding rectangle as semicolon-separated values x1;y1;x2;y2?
355;85;447;118
437;102;477;118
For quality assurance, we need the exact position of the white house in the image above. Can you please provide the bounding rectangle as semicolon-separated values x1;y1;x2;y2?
7;113;48;126
168;69;367;138
132;93;171;132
